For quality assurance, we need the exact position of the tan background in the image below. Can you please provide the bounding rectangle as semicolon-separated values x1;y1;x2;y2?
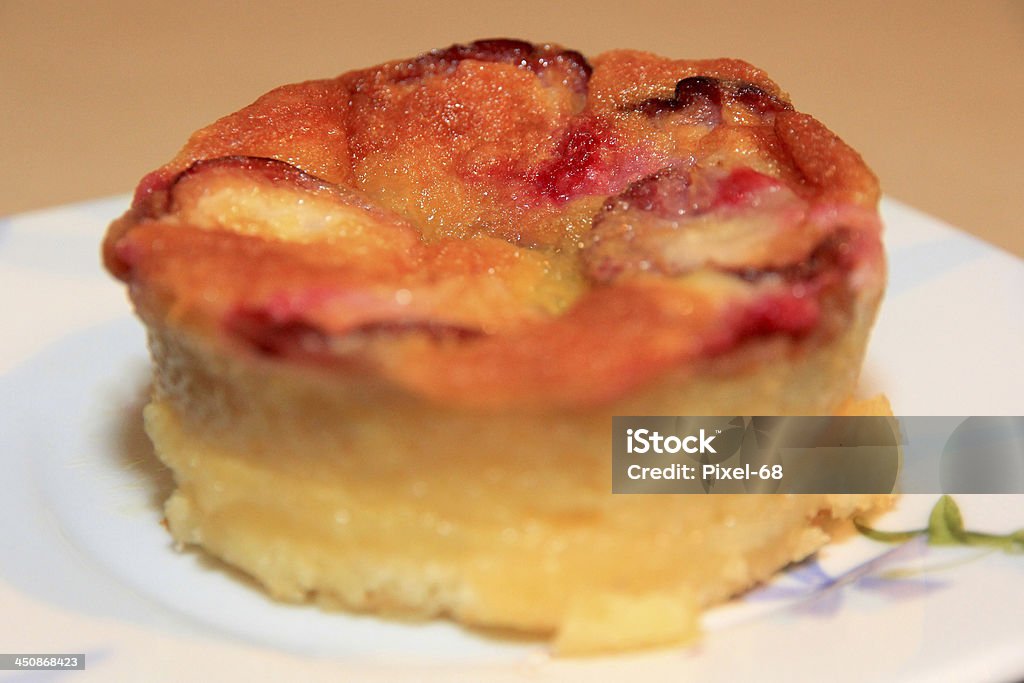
1;1;1021;257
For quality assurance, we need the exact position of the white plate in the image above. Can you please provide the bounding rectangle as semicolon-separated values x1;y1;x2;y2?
1;197;1022;682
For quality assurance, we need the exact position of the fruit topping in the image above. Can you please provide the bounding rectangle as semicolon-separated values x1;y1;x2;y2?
401;38;592;93
584;165;819;281
629;76;792;122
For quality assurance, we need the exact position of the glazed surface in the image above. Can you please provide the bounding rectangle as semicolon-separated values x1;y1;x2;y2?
104;40;884;409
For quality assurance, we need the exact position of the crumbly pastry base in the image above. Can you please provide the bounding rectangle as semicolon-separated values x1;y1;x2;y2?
143;295;888;655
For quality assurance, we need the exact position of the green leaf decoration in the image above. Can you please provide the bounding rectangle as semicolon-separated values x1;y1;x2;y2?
926;495;966;545
961;531;1021;552
856;495;1024;553
853;519;923;544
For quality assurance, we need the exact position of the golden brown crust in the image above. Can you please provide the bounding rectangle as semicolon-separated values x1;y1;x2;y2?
104;41;884;411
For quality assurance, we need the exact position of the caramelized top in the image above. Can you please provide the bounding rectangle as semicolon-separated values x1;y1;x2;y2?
104;40;884;410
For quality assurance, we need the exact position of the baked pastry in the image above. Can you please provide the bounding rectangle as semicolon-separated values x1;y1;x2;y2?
103;40;888;654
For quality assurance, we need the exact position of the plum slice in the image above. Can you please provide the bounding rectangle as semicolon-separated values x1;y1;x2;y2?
629;76;792;123
634;76;724;125
401;38;593;93
159;156;423;254
583;165;821;282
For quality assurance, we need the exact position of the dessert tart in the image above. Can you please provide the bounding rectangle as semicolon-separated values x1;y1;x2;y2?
103;40;888;654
